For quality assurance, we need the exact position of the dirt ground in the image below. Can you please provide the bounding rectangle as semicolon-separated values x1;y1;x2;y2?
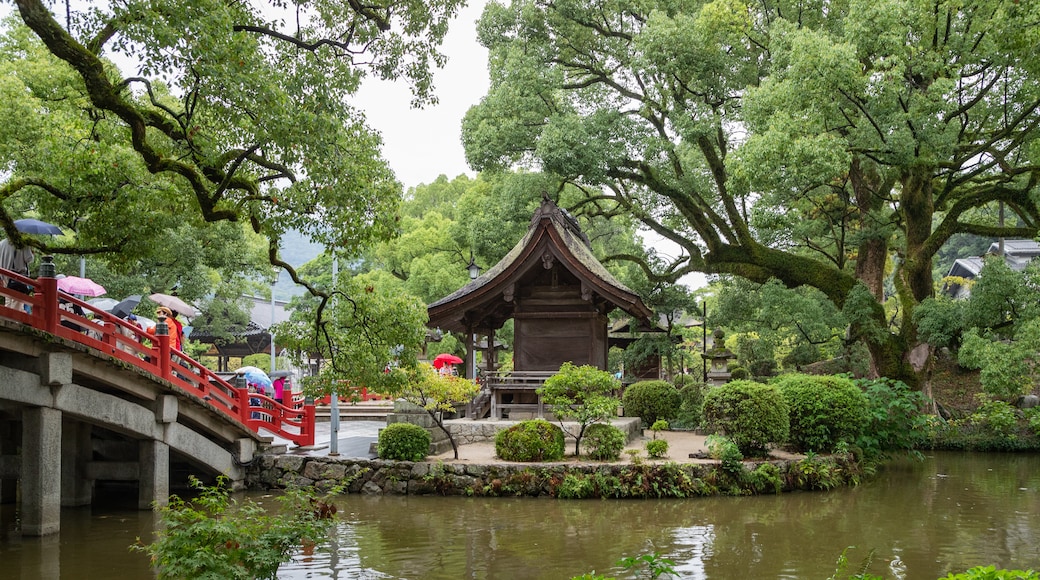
427;429;804;465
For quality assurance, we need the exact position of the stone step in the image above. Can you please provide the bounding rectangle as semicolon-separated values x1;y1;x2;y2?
314;402;393;422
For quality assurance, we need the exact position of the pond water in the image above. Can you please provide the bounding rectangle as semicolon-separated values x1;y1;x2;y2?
3;451;1040;579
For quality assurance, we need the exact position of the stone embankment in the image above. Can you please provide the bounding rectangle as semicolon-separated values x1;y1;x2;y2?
247;452;847;498
248;401;861;498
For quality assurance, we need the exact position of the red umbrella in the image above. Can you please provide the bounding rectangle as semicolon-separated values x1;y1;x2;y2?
432;353;464;369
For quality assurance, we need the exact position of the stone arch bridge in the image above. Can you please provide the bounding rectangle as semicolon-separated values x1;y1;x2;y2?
0;264;315;536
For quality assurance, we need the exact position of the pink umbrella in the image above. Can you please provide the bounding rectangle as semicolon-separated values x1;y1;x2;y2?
56;275;107;297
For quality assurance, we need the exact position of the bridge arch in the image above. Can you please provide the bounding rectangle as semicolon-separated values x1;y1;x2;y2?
0;321;260;536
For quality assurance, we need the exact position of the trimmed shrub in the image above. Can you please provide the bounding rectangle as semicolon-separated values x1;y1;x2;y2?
645;438;669;458
702;380;789;456
673;379;708;429
377;423;431;461
623;380;681;427
582;423;626;460
495;419;565;462
771;373;868;453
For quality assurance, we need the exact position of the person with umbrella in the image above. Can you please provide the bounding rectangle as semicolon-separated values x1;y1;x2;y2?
433;353;464;376
2;219;63;313
0;238;34;312
146;306;185;351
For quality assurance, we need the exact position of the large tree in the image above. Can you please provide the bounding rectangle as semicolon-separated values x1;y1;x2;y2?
462;0;1040;385
2;0;463;383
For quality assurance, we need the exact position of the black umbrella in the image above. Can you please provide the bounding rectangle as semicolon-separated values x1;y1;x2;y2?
110;294;142;319
14;218;63;236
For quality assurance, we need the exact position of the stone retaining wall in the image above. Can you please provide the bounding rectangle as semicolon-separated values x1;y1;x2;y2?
247;452;859;498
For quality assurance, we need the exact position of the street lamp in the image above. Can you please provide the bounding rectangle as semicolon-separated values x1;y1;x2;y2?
467;258;481;280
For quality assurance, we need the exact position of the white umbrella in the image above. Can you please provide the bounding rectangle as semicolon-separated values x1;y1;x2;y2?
88;297;120;311
149;293;199;317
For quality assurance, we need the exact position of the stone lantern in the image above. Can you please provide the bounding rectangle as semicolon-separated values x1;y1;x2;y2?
706;328;735;386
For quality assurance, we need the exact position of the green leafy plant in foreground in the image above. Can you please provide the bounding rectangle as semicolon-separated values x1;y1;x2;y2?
131;476;338;580
571;551;678;579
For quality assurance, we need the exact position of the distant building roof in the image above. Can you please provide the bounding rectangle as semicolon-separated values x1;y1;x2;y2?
943;239;1040;298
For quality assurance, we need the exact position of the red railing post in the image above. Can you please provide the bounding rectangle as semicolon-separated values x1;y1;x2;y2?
37;257;59;333
237;387;252;424
157;336;171;379
301;396;316;447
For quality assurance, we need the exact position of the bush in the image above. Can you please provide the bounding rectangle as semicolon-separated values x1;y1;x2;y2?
623;380;681;427
702;380;789;456
728;366;750;380
582;423;626;460
495;419;565;462
377;422;431;461
673;379;708;429
854;377;930;458
771;373;868;453
645;439;669;458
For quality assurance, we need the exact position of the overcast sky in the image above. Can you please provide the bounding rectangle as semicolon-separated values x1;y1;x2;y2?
354;2;490;190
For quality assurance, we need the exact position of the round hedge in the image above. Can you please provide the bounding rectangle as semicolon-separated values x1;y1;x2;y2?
771;373;868;452
702;380;789;456
495;419;565;462
622;380;681;427
377;422;431;461
582;423;626;460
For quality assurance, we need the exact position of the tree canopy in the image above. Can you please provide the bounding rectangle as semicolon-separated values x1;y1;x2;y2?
462;0;1040;385
2;0;464;383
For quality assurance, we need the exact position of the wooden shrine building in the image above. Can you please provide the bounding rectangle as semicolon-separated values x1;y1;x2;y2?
427;197;653;419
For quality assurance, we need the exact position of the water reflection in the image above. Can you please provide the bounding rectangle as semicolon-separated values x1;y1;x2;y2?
3;452;1040;579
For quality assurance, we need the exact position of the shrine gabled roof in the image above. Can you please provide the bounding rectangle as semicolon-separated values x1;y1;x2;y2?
427;197;653;333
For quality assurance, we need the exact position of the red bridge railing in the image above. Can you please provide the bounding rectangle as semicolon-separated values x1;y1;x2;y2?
0;264;315;447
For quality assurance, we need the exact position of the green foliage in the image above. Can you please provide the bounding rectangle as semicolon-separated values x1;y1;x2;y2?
746;463;783;495
468;0;1040;389
827;547;881;580
964;259;1040;336
3;0;465;337
582;423;626;461
1025;407;1040;437
131;476;336;580
617;553;678;580
399;363;481;459
854;377;930;459
705;434;744;474
622;380;681;428
702;380;790;456
494;419;565;462
539;362;621;455
955;260;1040;401
556;473;596;499
791;454;846;491
914;296;968;350
968;396;1020;442
771;373;868;453
570;552;677;580
645;439;669;459
941;566;1040;580
276;272;429;400
728;366;750;380
377;423;431;462
672;379;707;430
959;321;1040;401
